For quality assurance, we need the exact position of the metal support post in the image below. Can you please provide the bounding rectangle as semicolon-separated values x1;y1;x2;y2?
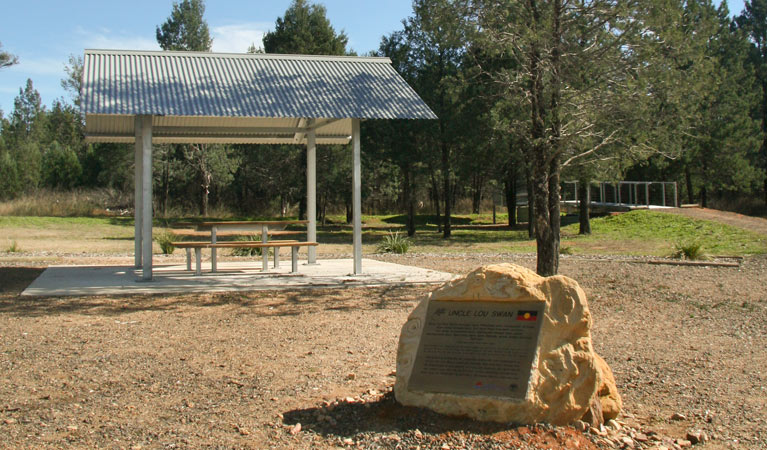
674;182;678;207
352;119;362;275
617;183;621;205
211;226;217;272
662;183;666;207
140;115;153;281
645;183;650;207
307;125;317;264
134;116;143;269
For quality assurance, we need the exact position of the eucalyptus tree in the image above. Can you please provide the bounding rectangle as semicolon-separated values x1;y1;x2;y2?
260;0;350;220
468;0;648;275
156;0;237;216
395;0;468;238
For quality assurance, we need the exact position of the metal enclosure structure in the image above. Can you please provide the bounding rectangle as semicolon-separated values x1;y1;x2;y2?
81;49;436;279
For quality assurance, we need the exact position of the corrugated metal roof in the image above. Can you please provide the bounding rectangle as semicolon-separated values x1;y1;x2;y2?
82;49;437;120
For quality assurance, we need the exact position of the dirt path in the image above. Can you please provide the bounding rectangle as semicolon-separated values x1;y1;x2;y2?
662;207;767;236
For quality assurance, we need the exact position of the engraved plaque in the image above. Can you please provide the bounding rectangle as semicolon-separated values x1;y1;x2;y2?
408;300;544;399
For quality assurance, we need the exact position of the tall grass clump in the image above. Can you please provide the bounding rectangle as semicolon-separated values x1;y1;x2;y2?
0;188;132;217
672;241;706;260
377;230;411;254
154;230;177;255
5;240;20;253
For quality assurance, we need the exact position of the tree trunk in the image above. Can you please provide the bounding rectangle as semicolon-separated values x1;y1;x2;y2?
471;173;484;214
298;147;307;220
200;171;210;216
441;140;452;239
403;164;416;237
161;157;170;217
532;0;562;277
684;165;694;205
578;180;591;235
762;81;767;206
430;171;442;233
701;158;708;208
505;162;517;226
526;165;534;239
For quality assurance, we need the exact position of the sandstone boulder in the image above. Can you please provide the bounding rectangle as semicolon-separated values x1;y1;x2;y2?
394;263;620;425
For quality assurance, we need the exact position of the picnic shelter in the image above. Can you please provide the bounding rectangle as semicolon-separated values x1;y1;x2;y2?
80;49;437;280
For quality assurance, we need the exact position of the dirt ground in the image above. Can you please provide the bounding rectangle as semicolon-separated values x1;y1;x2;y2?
1;249;766;449
1;208;766;449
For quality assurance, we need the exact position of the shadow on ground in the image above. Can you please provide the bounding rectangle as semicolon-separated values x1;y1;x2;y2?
283;392;511;437
0;272;425;319
281;391;592;448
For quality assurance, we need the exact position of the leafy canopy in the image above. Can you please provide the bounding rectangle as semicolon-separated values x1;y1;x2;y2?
263;0;349;55
156;0;212;51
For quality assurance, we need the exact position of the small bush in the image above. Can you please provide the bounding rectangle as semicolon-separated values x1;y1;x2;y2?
154;230;176;255
6;240;20;253
377;230;411;254
672;241;706;260
560;245;574;255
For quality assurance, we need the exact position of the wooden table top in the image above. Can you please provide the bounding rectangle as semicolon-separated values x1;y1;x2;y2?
176;220;308;228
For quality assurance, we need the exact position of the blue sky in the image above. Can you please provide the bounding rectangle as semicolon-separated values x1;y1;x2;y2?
0;0;748;115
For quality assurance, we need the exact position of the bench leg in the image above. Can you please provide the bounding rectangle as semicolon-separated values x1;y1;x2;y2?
291;246;298;273
262;247;269;273
186;249;192;271
211;248;217;273
195;248;202;276
274;246;280;268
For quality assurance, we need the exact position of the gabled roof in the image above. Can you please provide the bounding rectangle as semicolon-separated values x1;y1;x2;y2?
81;49;436;144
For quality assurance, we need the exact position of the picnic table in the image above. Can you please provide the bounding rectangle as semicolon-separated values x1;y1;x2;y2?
172;220;314;274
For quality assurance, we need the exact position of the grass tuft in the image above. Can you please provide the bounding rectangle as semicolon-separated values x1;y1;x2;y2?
154;230;176;255
671;241;706;260
560;245;574;255
5;240;21;253
377;230;411;254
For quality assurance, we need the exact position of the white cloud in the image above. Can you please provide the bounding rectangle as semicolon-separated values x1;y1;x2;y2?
7;57;66;76
211;23;271;54
75;26;159;51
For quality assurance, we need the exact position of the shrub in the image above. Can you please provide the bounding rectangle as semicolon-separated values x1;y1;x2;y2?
41;141;82;190
672;241;706;260
154;230;176;255
377;230;411;254
560;245;574;255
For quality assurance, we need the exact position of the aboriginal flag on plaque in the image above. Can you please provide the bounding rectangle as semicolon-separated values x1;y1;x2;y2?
516;310;538;321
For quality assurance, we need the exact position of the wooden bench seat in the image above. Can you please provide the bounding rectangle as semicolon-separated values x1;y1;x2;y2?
170;230;302;238
170;241;318;275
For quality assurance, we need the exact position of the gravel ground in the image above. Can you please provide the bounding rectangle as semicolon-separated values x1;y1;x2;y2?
1;250;765;449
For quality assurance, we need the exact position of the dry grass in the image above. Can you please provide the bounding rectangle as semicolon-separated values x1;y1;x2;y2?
0;189;132;217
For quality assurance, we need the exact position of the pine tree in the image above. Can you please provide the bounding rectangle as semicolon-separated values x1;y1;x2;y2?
736;0;767;205
156;0;212;52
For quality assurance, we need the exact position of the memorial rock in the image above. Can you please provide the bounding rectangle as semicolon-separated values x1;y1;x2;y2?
394;263;620;425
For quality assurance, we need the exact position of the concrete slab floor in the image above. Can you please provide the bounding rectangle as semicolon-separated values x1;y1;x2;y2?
21;258;456;297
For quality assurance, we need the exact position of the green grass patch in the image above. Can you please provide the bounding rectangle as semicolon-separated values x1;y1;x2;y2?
562;210;766;256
